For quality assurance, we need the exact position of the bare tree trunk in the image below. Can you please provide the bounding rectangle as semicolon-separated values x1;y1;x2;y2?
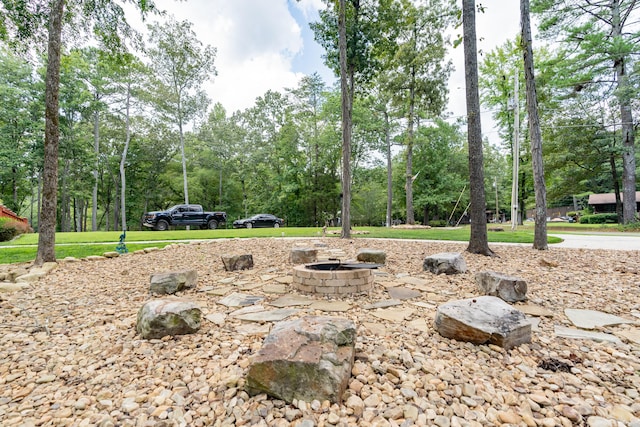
35;0;65;266
521;0;548;250
385;110;393;227
463;0;493;256
339;0;352;238
405;74;416;225
612;0;637;223
610;152;623;222
92;110;99;231
120;82;131;233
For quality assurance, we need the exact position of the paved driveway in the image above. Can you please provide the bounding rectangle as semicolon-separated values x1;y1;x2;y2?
550;233;640;251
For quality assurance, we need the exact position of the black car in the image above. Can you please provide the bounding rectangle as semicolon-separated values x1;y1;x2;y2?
233;214;284;228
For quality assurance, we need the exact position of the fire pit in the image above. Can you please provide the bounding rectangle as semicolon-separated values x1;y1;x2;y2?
292;261;378;296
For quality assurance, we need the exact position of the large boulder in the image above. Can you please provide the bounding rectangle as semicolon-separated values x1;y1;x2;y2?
356;249;386;265
150;269;198;295
434;296;531;349
475;271;527;302
423;252;467;275
289;248;318;264
221;254;254;271
136;299;202;339
246;316;356;404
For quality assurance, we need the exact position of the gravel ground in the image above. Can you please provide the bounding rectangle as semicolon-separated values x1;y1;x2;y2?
1;238;639;427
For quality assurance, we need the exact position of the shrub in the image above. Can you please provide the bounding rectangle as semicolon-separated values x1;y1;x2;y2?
428;219;448;227
0;218;31;241
579;213;618;224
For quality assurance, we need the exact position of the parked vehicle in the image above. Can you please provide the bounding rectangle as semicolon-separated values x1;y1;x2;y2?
142;204;226;231
233;214;284;229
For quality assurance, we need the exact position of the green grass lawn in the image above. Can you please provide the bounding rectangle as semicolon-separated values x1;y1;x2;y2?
0;225;562;265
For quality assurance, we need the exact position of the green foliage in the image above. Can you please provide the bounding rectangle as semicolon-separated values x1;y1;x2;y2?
579;213;618;224
428;219;447;227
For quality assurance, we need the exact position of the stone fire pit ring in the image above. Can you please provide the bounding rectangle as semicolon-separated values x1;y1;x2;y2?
292;261;377;296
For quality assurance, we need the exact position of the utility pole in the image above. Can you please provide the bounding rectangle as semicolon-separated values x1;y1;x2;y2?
511;69;520;231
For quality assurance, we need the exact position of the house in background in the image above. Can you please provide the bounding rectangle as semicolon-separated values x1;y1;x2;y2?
0;204;29;226
588;191;640;214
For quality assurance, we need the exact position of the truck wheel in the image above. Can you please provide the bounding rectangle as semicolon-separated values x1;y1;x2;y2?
155;219;169;231
274;223;280;228
207;219;218;229
246;222;252;229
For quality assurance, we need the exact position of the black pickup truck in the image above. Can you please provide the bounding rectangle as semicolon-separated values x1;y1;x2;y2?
142;204;227;231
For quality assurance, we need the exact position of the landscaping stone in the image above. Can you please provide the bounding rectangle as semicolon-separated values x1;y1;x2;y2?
387;287;422;300
289;247;318;264
423;252;467;275
136;299;202;339
554;326;623;344
218;292;264;307
434;296;531;349
356;248;386;264
221;254;254;271
564;308;636;329
246;316;356;403
149;269;197;295
475;271;527;302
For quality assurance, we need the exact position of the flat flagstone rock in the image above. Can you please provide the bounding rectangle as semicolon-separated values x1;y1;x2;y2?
274;276;293;284
219;277;236;284
230;305;268;317
423;252;467;275
554;326;622;344
218;292;264;307
205;312;226;326
204;286;235;296
262;284;288;294
517;304;554;317
407;318;430;333
362;299;403;310
310;301;351;312
615;328;640;345
234;308;301;322
371;307;415;322
434;296;531;349
269;295;316;307
410;301;436;309
397;276;428;287
239;282;263;291
246;316;356;403
564;308;636;330
387;287;422;300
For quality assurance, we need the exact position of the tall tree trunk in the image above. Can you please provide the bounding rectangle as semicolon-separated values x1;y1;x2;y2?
385;110;393;227
92;109;99;231
120;82;131;233
405;72;416;225
612;0;637;223
339;0;352;238
610;152;623;222
35;0;65;265
463;0;493;256
521;0;548;250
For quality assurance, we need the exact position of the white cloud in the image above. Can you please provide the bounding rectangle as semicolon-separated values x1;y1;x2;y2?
147;0;308;113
